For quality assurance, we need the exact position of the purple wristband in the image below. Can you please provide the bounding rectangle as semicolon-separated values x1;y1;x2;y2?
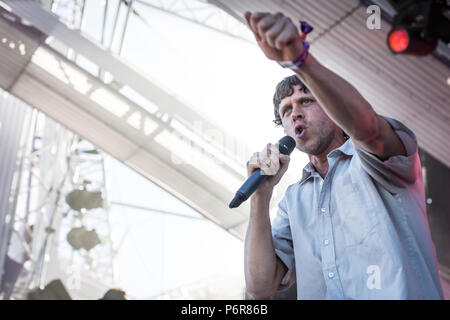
277;21;313;70
292;40;310;68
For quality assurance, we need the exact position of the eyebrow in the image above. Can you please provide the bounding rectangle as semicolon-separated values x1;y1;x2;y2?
279;96;314;115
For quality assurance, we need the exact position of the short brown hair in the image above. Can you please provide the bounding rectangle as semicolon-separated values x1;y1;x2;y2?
272;75;308;126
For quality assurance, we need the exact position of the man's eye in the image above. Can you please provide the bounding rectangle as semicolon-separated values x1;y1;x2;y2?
303;99;314;105
282;107;292;117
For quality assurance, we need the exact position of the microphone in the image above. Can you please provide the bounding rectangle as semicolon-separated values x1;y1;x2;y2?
229;136;296;208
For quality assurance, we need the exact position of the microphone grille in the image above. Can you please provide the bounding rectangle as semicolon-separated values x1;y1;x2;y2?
278;136;296;155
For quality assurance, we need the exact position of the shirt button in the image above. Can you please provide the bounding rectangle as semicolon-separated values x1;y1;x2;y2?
324;239;330;246
320;208;326;213
328;272;335;278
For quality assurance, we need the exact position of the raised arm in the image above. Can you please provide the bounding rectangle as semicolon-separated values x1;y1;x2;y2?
244;11;406;161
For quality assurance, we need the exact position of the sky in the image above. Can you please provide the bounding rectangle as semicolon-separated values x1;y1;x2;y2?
53;0;310;299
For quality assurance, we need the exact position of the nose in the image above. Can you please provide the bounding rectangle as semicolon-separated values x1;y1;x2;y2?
290;104;304;122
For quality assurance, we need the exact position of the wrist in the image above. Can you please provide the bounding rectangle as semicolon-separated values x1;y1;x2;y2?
277;20;314;71
294;53;318;75
252;190;272;204
250;192;272;219
278;40;310;70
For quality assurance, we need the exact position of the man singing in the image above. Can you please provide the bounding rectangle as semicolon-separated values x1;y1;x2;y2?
243;11;443;299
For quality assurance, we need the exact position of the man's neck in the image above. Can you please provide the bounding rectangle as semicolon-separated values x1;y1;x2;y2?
308;137;346;179
309;154;329;179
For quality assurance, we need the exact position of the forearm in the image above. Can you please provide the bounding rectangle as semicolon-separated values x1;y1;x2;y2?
244;192;281;299
295;54;379;141
244;11;379;142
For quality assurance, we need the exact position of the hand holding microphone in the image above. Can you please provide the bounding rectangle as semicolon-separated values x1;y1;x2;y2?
229;136;296;208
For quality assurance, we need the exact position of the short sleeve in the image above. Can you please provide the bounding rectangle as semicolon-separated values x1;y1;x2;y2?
271;195;296;291
354;116;422;194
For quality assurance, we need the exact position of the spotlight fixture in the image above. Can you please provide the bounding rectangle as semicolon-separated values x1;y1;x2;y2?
387;0;449;56
99;288;129;300
387;26;438;55
67;226;101;251
26;279;72;300
65;188;103;211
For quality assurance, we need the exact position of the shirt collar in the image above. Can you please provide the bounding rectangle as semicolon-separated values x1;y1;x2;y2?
298;138;354;185
336;137;354;157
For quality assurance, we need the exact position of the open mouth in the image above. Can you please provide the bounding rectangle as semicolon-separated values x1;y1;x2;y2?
295;126;306;139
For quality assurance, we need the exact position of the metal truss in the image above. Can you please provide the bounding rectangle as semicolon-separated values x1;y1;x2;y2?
1;109;75;299
9;0;251;236
1;108;117;299
54;137;118;292
45;0;252;54
132;0;252;43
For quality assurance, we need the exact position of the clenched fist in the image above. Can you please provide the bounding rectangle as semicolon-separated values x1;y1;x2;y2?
244;11;304;62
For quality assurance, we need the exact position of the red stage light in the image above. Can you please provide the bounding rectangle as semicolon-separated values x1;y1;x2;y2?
388;29;409;53
387;27;438;56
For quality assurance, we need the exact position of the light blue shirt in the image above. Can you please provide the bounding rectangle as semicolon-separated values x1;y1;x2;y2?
272;116;443;299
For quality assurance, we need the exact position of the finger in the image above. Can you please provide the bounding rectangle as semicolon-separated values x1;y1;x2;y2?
275;21;299;50
268;144;280;161
260;143;270;154
244;11;251;25
261;157;273;169
244;11;255;32
272;155;290;180
260;150;273;168
247;160;271;176
247;153;259;175
247;151;269;175
256;13;281;41
259;153;274;173
264;16;287;48
260;166;274;176
279;154;291;169
247;12;267;41
260;156;277;176
261;143;279;176
247;163;259;176
245;12;264;41
264;143;274;161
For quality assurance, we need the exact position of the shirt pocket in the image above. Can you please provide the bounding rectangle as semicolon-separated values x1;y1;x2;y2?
332;179;380;247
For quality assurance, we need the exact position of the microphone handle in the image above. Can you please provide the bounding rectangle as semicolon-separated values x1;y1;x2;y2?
237;168;267;201
229;169;267;208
